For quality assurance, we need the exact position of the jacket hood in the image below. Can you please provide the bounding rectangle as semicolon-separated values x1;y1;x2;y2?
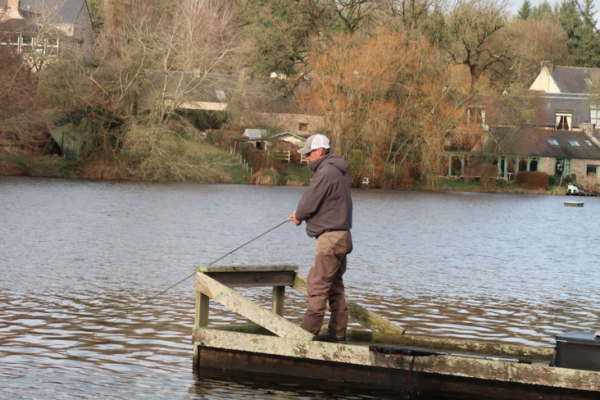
309;152;349;174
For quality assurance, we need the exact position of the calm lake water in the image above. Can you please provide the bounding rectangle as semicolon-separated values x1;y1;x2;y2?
1;176;600;399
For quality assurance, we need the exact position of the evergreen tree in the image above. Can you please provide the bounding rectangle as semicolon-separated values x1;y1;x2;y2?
554;0;600;68
531;0;554;20
580;0;598;27
517;0;532;20
577;0;600;67
424;6;447;47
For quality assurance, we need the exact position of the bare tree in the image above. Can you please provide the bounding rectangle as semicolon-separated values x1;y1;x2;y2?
303;27;465;187
445;0;510;94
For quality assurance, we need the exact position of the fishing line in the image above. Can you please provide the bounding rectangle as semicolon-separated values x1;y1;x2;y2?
64;219;289;355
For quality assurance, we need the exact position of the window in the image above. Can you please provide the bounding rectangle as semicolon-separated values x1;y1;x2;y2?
555;113;572;130
569;140;580;147
76;42;82;50
555;159;564;175
591;105;600;126
587;165;598;177
467;107;485;126
299;123;308;131
547;139;559;146
586;140;593;146
21;36;33;53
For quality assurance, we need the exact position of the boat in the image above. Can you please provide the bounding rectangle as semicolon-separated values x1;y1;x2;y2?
567;184;598;197
192;265;600;399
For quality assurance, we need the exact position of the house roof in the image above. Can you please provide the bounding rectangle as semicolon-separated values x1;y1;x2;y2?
270;131;306;141
549;66;599;94
535;93;592;128
0;0;85;25
143;70;315;114
489;126;600;160
145;70;284;100
241;131;307;143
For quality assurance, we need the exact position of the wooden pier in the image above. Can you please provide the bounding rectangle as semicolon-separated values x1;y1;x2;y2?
192;265;600;399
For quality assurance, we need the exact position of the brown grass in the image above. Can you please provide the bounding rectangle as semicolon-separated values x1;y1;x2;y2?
77;159;135;180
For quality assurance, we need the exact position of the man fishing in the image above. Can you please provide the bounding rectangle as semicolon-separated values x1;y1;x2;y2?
288;134;353;344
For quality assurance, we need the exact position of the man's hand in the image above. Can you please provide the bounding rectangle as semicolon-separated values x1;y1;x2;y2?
288;210;302;226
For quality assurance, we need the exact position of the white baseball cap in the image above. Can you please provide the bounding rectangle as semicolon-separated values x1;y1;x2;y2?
297;134;330;155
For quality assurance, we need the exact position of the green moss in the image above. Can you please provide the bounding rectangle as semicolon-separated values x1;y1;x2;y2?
225;162;248;184
0;155;78;178
428;178;481;190
280;163;312;185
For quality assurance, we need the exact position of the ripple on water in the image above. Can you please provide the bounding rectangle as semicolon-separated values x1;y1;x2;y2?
2;178;600;398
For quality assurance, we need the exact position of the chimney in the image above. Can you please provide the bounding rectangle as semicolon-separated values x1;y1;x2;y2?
6;0;23;19
541;61;553;74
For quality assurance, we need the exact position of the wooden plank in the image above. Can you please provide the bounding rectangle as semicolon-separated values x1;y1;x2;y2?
195;272;313;340
193;329;600;392
292;272;405;335
272;286;285;316
195;265;298;273
197;347;597;400
199;326;552;360
204;271;295;287
343;330;553;360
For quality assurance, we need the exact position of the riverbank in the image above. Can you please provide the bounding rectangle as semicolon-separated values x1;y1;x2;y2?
0;153;568;195
420;177;568;196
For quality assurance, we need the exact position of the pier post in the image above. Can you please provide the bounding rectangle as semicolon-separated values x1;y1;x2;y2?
272;286;285;316
195;292;209;328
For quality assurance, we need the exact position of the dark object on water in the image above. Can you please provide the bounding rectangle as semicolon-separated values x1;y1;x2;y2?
555;331;600;372
564;201;584;207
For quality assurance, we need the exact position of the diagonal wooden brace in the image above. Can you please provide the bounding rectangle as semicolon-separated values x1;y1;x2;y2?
196;272;313;340
292;272;405;335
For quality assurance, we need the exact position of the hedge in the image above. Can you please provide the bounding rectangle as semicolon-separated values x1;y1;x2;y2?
516;171;549;189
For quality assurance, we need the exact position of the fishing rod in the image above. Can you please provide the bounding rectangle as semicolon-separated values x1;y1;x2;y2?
65;219;290;355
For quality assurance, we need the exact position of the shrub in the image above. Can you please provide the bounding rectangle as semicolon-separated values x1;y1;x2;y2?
562;174;575;185
479;164;497;190
548;175;557;186
252;168;282;185
463;165;479;183
516;171;549;189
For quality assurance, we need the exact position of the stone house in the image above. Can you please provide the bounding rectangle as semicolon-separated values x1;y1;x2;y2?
484;125;600;182
529;62;599;127
0;0;94;62
457;63;600;183
148;70;325;137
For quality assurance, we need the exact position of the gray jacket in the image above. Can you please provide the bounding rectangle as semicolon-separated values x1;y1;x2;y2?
295;152;353;238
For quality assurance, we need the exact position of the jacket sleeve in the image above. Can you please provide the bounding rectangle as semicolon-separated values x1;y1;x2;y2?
295;172;330;221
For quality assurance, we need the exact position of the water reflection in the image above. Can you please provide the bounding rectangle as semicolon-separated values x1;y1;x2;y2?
1;176;600;398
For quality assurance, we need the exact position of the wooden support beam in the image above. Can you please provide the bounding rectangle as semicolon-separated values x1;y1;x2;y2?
195;265;298;273
292;273;405;335
272;286;285;316
193;329;600;392
204;271;295;287
196;272;313;340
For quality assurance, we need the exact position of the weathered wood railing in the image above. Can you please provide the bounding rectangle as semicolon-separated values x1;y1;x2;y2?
193;264;405;336
190;265;600;398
